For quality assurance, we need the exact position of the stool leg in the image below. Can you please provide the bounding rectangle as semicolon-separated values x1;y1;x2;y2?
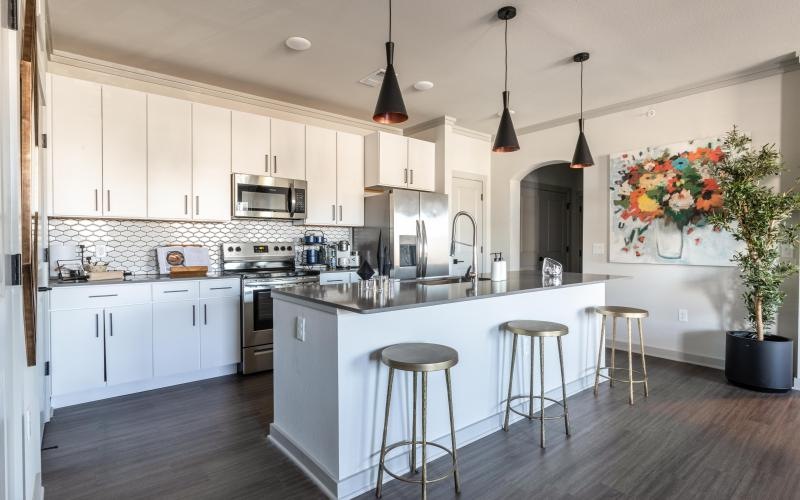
638;318;649;397
539;336;546;449
627;319;634;405
421;372;428;500
557;337;570;437
593;316;606;396
411;371;417;474
445;368;461;493
376;368;394;498
529;336;534;419
610;317;617;387
503;333;518;432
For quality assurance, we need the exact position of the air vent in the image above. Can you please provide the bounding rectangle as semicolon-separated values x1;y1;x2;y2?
359;68;387;87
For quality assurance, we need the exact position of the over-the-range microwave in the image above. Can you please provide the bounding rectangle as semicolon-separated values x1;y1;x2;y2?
232;173;307;220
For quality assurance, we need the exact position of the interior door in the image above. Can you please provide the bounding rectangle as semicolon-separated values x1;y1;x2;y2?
147;94;192;219
152;301;200;377
192;103;231;221
536;187;570;269
336;131;364;226
50;308;106;396
104;304;153;386
231;110;270;176
305;125;337;225
451;177;484;277
200;296;241;368
270;118;306;179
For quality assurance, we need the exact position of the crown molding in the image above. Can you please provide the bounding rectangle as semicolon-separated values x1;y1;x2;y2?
403;115;489;142
48;49;401;134
516;51;800;136
452;124;491;142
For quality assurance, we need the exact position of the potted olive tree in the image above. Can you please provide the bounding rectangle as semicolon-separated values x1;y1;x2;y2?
709;127;800;391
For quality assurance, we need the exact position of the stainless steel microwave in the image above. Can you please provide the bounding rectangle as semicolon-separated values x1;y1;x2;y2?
232;173;307;220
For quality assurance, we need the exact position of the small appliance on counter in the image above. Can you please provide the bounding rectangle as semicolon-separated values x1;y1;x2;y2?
490;252;507;282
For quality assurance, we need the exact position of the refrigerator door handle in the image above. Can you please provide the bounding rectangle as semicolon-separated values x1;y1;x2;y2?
415;220;422;277
421;220;429;277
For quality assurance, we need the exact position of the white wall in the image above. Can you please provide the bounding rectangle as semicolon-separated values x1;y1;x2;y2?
491;71;800;368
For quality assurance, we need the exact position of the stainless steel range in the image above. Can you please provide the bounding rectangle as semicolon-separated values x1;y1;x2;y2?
222;241;319;374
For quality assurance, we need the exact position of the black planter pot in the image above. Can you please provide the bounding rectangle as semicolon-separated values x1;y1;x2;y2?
725;330;794;392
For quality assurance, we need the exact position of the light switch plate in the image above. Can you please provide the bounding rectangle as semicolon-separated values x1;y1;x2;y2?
295;317;306;342
592;243;605;256
678;309;688;322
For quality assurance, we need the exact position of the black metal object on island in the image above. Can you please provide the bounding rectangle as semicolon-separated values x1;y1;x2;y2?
356;260;375;281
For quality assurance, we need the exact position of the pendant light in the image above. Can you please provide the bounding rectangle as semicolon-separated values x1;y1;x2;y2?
492;6;520;153
570;52;594;168
373;0;408;124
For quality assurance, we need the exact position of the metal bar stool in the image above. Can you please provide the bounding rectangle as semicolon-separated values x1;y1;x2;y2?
502;320;570;448
593;306;650;405
376;343;461;500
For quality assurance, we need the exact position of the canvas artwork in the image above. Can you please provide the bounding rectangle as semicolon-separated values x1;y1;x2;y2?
609;135;740;266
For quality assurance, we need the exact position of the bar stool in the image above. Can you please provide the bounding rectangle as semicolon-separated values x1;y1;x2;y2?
376;343;461;500
593;306;650;405
502;320;570;448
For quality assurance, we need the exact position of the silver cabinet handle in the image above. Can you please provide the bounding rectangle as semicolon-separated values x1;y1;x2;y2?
192;305;196;326
195;195;200;215
95;313;99;338
163;289;189;294
404;169;408;184
109;312;113;336
273;155;278;173
89;293;118;298
410;169;414;185
327;279;344;283
265;154;269;173
332;204;336;221
204;303;208;325
209;286;232;290
253;347;272;356
339;205;343;221
184;195;188;215
94;189;99;211
107;190;111;212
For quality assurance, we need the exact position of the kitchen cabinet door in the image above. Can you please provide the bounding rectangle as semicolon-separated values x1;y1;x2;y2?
305;126;338;225
232;110;271;176
51;75;103;217
50;308;106;396
192;103;231;221
105;304;153;386
153;300;201;377
147;94;193;219
200;296;240;368
337;132;365;226
102;85;148;217
407;137;436;192
364;132;407;189
270;118;306;179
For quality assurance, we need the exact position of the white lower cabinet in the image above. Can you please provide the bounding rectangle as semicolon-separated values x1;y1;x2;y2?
51;308;106;396
153;300;201;377
105;304;153;386
200;296;241;368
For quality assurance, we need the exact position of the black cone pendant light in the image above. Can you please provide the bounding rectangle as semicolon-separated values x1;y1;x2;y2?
373;0;408;124
570;52;594;168
492;6;520;153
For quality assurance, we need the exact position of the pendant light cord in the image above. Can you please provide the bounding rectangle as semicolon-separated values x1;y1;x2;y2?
388;0;392;43
504;19;508;92
579;60;584;121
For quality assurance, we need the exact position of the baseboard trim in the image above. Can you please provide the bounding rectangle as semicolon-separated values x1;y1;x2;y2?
606;340;725;371
793;377;800;391
270;373;598;499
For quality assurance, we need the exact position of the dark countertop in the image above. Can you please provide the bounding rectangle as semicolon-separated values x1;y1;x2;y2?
48;272;238;288
271;271;623;314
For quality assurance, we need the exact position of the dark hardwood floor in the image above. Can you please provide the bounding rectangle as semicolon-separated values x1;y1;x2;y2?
43;353;800;499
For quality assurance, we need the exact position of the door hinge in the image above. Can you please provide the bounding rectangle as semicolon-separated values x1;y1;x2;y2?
480;246;483;253
480;193;484;201
43;246;49;263
41;133;47;149
9;253;21;286
566;202;571;210
566;246;570;253
44;361;50;376
7;0;18;30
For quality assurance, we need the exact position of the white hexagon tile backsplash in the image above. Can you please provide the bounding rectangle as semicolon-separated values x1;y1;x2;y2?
48;218;352;275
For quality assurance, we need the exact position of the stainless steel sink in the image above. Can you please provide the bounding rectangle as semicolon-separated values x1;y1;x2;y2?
416;276;491;286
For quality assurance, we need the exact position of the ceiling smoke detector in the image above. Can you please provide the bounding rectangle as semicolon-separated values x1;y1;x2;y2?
413;80;434;91
285;36;312;51
359;68;388;87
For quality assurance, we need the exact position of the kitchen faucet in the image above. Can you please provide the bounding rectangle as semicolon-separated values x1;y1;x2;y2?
450;211;478;281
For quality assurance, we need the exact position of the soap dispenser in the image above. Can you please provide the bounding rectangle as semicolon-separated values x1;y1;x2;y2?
490;252;507;282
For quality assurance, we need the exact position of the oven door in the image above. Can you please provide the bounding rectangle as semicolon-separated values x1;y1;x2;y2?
243;284;279;348
232;173;306;220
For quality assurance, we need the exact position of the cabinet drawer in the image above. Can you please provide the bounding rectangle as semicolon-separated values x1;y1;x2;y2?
50;284;151;310
152;281;200;302
319;272;354;285
199;278;241;298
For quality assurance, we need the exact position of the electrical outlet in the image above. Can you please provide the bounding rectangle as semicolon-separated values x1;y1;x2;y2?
678;309;688;322
592;243;605;256
295;317;306;342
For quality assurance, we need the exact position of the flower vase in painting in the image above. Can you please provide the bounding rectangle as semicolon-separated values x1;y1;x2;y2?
609;136;738;266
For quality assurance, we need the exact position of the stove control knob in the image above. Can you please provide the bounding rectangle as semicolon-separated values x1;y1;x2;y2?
235;246;241;252
227;246;234;252
287;246;292;251
274;246;279;251
280;246;286;251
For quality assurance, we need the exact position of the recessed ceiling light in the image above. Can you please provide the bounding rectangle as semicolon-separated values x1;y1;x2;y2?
413;80;434;91
497;109;516;117
285;36;311;51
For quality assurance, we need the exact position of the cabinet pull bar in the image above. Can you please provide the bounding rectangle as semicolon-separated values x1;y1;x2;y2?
89;294;118;298
94;189;99;211
404;169;408;183
107;190;111;212
332;204;336;221
204;304;208;325
328;279;344;283
410;169;414;185
339;205;343;221
192;305;196;326
209;286;232;290
273;155;278;173
95;313;99;338
163;289;189;293
109;312;113;336
184;195;188;215
265;154;269;173
196;196;200;215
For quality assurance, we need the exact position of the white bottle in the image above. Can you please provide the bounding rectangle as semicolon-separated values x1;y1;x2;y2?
490;252;507;282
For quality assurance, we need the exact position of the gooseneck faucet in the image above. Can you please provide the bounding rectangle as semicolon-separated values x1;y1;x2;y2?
450;211;478;281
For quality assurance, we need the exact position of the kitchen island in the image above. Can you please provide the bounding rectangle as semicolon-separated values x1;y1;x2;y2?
269;271;618;499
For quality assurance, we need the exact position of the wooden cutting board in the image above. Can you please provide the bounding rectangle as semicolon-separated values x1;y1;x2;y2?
169;266;209;278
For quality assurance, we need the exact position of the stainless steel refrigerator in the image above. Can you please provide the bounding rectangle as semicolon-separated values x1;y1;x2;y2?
354;189;449;280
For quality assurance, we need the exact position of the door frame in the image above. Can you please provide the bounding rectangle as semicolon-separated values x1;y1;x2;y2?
450;170;487;274
520;181;574;271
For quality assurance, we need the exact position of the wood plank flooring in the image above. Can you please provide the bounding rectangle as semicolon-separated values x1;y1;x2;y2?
42;353;800;499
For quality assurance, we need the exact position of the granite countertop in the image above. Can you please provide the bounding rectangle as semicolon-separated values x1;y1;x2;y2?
48;272;238;288
271;271;624;314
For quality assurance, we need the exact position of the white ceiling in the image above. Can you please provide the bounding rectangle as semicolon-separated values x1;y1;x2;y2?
48;0;800;134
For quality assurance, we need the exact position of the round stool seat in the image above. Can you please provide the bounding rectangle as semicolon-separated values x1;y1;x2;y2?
381;343;459;372
595;306;649;319
504;320;568;337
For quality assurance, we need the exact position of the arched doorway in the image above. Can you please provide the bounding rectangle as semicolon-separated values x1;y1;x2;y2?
519;162;583;272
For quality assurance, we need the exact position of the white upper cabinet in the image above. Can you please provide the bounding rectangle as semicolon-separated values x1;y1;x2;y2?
102;86;148;218
147;94;193;220
407;137;436;192
305;125;338;225
231;110;271;176
51;75;103;216
192;103;231;221
365;132;407;189
270;118;306;179
337;132;365;226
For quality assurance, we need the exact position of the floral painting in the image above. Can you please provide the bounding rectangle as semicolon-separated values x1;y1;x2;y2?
609;135;740;265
